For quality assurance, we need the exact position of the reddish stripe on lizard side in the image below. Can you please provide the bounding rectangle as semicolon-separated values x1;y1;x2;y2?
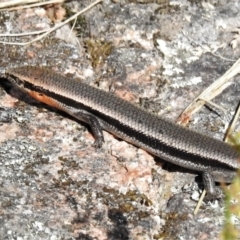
27;90;62;110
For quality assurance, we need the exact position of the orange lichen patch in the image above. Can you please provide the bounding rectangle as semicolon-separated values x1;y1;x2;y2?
45;4;66;23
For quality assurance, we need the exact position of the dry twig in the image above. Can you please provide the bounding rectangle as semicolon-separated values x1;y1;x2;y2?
189;58;240;214
0;0;103;45
178;58;240;125
0;0;66;11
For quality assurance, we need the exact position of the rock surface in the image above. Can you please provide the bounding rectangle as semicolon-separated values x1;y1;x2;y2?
0;0;240;239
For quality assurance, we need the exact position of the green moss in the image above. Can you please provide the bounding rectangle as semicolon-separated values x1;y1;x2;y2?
85;38;113;68
119;202;136;212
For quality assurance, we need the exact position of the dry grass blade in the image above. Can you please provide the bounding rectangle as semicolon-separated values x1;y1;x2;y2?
0;0;103;46
193;189;206;215
0;0;42;8
198;98;227;113
0;30;47;37
178;58;240;125
224;101;240;142
0;0;66;11
190;58;240;214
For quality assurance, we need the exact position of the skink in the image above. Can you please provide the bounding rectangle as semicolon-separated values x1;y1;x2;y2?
4;66;240;197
